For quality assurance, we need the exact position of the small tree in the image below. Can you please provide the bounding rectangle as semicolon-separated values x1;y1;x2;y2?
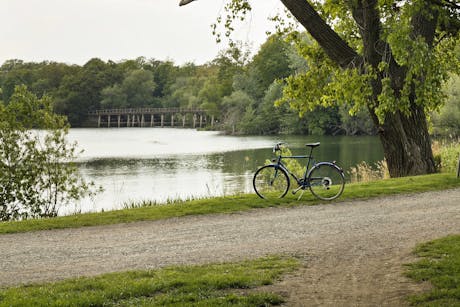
0;86;99;220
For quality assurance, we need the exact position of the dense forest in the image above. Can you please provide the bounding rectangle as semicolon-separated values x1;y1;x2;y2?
0;35;458;137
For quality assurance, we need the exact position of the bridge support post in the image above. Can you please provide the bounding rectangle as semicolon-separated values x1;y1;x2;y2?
211;115;214;128
98;116;101;128
117;115;121;128
161;114;164;127
141;114;145;127
107;115;111;128
171;115;174;127
150;114;154;127
127;115;130;127
199;114;203;128
182;115;186;127
193;114;197;128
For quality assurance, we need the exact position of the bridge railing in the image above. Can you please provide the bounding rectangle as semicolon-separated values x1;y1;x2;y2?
88;108;206;115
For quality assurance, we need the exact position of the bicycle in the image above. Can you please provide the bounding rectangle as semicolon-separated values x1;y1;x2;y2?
253;142;345;201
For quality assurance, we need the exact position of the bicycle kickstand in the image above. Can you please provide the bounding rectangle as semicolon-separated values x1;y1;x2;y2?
292;186;305;200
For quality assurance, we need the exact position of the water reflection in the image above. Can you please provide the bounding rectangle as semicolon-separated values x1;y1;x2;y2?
65;130;383;215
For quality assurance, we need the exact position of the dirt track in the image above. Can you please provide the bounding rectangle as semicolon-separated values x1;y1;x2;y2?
1;188;459;306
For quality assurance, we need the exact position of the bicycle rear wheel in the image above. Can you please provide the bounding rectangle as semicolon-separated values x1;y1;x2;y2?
308;163;345;200
253;165;290;199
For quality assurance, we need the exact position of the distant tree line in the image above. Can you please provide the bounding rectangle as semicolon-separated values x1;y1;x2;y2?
0;35;457;137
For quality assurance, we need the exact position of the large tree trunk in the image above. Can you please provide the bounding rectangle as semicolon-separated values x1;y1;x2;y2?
369;105;436;177
281;0;437;177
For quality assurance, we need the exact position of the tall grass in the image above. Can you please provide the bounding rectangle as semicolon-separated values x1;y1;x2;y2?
348;160;390;183
121;197;199;209
432;140;460;173
349;140;460;183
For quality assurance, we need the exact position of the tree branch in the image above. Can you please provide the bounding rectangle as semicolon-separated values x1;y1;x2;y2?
411;2;438;46
179;0;196;6
280;0;363;69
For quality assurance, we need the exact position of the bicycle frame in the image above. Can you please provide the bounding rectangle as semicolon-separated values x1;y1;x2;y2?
270;147;343;189
272;155;311;186
270;144;317;187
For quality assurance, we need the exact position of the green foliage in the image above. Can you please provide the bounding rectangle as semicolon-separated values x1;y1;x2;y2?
222;90;254;133
250;35;293;97
0;256;299;306
406;235;460;305
0;35;380;136
2;2;459;139
211;0;252;46
276;1;459;124
54;58;121;126
432;74;460;137
277;146;305;179
1;35;369;135
433;141;460;173
0;86;99;220
339;105;376;135
101;69;156;108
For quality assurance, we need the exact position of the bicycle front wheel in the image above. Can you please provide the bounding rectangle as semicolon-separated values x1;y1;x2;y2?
308;163;345;200
253;165;290;199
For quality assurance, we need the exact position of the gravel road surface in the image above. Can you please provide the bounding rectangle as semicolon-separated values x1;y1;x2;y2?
1;188;459;306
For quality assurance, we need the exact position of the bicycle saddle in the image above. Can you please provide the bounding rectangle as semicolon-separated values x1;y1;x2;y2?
306;142;320;148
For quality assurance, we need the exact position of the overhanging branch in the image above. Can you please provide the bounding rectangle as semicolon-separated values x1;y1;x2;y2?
280;0;363;69
179;0;363;68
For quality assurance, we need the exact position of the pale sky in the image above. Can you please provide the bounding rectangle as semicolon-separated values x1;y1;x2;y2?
0;0;285;66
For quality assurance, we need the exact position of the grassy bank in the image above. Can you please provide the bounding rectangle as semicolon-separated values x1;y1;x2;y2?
1;173;459;234
406;235;460;305
0;256;299;306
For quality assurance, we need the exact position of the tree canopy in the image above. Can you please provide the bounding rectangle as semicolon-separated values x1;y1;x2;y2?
0;41;382;136
206;0;460;177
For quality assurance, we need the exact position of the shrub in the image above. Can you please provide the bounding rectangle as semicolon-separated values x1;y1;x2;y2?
432;140;460;173
265;145;306;179
0;86;100;220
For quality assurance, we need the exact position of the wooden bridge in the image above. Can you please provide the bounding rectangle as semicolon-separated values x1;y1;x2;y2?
88;108;213;128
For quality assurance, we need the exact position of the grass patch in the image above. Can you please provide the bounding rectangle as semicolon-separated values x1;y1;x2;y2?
1;173;459;234
0;255;299;307
405;235;460;306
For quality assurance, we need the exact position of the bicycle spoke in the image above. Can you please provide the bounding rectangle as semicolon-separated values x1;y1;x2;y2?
308;164;345;200
253;165;289;199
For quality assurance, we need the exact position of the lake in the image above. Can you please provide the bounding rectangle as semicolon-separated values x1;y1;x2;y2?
65;128;384;214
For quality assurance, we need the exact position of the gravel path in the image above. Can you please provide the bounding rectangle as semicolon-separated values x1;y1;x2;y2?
1;189;459;306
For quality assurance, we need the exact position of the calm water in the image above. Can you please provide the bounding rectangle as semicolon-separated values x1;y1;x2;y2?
65;128;384;214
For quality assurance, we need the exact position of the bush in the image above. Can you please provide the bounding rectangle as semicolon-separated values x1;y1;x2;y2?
265;145;306;179
432;140;460;174
0;86;99;220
